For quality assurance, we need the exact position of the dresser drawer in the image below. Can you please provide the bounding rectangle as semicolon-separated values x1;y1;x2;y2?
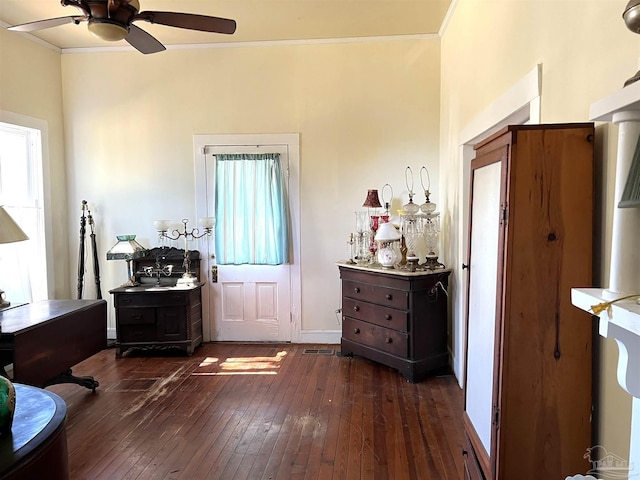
342;297;408;332
342;316;408;358
120;324;157;343
342;280;408;310
118;307;155;325
115;292;188;308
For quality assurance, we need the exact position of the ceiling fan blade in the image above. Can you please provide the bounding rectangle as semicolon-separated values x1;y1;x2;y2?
125;24;166;54
135;11;236;35
8;16;86;32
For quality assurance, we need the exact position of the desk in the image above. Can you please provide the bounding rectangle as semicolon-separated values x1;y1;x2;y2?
0;300;107;390
0;384;68;480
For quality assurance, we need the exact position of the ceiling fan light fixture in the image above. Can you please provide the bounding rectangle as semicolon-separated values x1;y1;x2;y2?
88;20;129;41
624;0;640;32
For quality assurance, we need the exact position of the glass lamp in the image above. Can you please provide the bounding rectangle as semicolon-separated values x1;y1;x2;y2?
362;189;382;260
354;211;370;264
106;235;147;287
423;212;443;269
401;167;421;270
419;166;444;269
375;221;402;268
0;206;29;308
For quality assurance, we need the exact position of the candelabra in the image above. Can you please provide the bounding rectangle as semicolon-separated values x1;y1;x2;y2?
154;217;214;284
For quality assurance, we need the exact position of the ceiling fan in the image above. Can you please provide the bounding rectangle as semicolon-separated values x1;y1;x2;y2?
7;0;236;54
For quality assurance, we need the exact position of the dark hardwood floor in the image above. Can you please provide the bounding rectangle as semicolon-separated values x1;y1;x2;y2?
48;343;465;480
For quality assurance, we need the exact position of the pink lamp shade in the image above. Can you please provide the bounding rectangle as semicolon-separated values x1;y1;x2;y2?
362;189;382;208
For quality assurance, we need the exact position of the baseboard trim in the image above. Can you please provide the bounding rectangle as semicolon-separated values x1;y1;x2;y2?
105;328;342;345
297;330;341;344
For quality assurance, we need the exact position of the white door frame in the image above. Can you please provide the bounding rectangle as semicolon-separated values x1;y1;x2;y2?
193;133;301;343
452;65;542;385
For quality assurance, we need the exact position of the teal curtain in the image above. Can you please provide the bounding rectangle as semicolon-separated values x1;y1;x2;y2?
214;153;290;265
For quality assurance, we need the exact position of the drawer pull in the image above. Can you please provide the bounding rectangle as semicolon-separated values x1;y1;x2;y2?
131;314;142;320
386;294;392;300
353;306;360;312
353;328;360;334
384;314;392;320
385;337;393;344
122;297;132;304
354;287;360;294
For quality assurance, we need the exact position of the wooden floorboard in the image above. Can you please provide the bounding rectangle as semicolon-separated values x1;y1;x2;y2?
46;343;465;480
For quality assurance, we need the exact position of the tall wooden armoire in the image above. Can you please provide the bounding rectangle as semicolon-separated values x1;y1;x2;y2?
462;124;595;479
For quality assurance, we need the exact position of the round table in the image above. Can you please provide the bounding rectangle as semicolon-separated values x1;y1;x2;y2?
0;384;68;480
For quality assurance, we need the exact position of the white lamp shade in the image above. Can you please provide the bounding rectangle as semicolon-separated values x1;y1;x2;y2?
0;206;29;244
375;221;401;242
153;220;171;231
199;217;216;229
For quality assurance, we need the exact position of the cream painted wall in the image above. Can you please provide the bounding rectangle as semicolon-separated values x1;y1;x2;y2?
3;0;635;463
441;0;638;465
0;30;70;299
59;38;441;335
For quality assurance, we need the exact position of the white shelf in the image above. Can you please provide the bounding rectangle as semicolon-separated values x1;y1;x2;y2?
590;80;640;122
572;288;640;338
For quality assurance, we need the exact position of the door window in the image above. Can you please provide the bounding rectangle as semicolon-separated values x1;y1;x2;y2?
214;153;290;265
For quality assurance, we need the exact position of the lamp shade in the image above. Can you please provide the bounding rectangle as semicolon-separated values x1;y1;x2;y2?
0;206;29;244
362;189;382;208
106;235;147;260
375;221;401;242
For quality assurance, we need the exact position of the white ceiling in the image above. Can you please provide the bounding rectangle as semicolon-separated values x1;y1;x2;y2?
0;0;452;51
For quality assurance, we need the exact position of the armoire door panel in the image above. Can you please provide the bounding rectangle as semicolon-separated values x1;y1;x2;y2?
465;159;503;456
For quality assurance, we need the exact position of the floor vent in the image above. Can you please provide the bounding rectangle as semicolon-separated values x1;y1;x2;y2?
302;348;335;355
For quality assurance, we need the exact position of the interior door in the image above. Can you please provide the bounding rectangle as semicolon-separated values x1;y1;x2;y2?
203;145;291;342
463;143;508;476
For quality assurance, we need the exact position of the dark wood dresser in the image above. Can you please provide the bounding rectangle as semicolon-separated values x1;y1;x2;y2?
110;284;203;357
109;247;203;357
338;263;451;382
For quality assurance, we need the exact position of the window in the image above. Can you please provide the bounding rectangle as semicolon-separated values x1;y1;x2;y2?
0;122;47;304
214;153;290;265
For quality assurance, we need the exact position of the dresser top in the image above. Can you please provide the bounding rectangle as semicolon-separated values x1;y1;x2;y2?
337;262;452;278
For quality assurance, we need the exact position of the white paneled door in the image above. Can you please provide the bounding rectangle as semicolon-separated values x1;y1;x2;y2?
214;263;290;341
194;134;300;343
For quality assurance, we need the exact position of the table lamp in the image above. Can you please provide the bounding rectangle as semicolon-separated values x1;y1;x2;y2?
0;206;29;308
106;235;147;287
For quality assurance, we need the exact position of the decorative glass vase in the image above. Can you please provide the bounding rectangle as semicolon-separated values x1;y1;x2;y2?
0;376;16;434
